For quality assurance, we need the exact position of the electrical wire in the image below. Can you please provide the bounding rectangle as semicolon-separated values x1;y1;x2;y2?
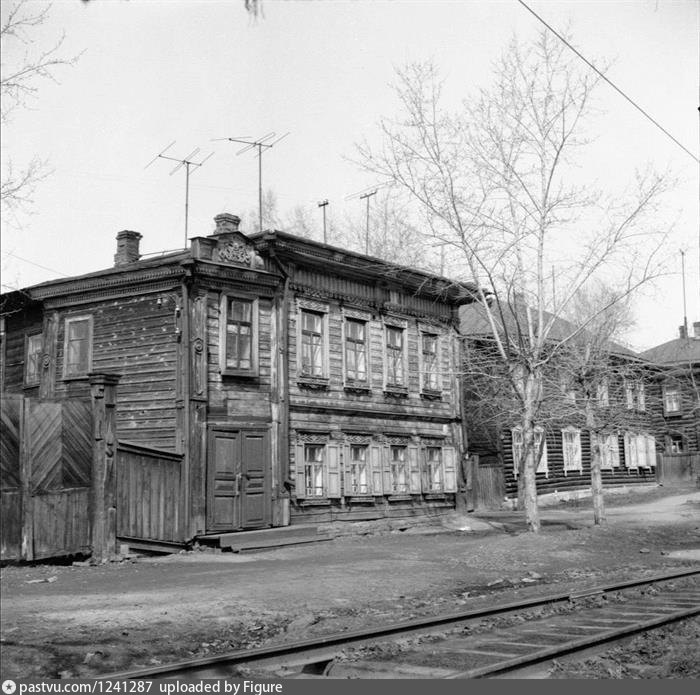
1;251;68;277
516;0;699;164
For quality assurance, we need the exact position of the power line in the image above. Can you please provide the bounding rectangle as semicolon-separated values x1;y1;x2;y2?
2;251;68;277
516;0;699;163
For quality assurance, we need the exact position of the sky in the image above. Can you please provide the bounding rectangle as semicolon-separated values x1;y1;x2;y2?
1;0;698;352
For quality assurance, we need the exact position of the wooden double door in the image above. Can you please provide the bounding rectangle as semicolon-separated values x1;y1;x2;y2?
206;427;271;532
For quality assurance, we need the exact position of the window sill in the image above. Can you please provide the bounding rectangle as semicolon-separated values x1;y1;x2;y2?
23;382;40;389
62;375;90;382
384;386;409;398
344;384;371;394
297;376;330;390
297;498;332;507
420;389;442;400
663;411;682;418
386;494;413;501
346;496;375;504
221;369;259;379
423;492;447;500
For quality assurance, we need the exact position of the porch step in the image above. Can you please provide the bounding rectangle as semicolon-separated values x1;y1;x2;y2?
201;525;332;552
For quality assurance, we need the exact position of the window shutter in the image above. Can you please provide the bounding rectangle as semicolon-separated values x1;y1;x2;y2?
646;435;656;468
295;443;306;500
408;444;421;493
326;442;341;498
382;445;392;494
535;430;548;476
442;446;457;493
610;435;620;468
511;429;523;477
342;443;352;497
624;433;637;470
420;447;430;492
369;443;383;495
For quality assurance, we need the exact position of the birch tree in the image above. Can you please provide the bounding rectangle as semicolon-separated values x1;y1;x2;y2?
359;30;671;531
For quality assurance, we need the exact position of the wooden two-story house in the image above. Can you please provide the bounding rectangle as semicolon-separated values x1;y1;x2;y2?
641;323;700;455
0;213;477;547
459;303;659;507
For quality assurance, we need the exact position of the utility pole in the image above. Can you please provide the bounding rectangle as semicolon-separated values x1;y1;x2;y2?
681;249;689;340
145;142;213;247
317;199;329;243
214;132;289;233
359;190;377;254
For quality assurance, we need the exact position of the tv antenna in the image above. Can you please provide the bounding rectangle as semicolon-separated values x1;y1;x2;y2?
346;183;389;255
213;132;290;233
317;199;329;243
145;142;214;247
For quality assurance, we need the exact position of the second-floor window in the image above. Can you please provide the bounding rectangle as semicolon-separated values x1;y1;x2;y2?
636;381;646;411
385;326;405;386
63;316;92;378
345;319;367;382
625;380;635;410
663;386;681;414
421;334;439;391
224;298;254;372
25;333;42;386
596;378;609;406
301;311;325;377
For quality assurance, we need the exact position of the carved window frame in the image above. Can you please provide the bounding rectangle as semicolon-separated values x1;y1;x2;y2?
297;298;330;381
419;330;441;394
24;332;43;387
383;318;408;390
342;308;371;389
561;427;582;474
219;293;259;377
62;315;93;380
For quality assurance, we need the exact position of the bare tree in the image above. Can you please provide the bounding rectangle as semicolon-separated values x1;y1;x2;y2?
1;1;78;212
359;31;672;532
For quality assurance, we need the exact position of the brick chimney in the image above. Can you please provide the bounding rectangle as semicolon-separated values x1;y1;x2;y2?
694;321;700;339
679;324;688;339
213;213;241;236
114;230;142;266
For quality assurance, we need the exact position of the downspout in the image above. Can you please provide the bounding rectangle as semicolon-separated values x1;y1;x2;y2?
179;261;194;539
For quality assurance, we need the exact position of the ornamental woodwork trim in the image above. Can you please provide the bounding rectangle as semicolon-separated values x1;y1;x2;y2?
296;297;329;313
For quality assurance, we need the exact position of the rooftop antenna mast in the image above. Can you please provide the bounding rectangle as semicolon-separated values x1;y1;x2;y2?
213;132;289;233
681;249;689;340
359;190;377;254
317;199;329;243
145;142;214;247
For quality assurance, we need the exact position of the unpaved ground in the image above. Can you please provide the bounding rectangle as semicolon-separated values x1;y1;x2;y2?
1;485;699;679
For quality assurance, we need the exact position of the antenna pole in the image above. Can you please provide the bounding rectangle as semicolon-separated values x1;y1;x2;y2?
681;249;688;339
258;143;263;233
359;190;377;254
318;199;329;243
145;144;213;247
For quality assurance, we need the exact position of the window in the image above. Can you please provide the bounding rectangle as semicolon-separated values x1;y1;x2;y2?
562;428;582;473
345;319;368;383
347;445;370;495
220;297;258;374
511;427;548;476
63;316;92;378
559;375;576;404
389;446;410;494
385;325;405;386
25;333;42;386
624;433;656;469
303;444;325;497
625;380;635;410
301;311;325;377
636;381;646;411
596;378;609;407
668;432;684;454
421;333;440;391
593;432;620;469
663;386;681;415
424;447;444;492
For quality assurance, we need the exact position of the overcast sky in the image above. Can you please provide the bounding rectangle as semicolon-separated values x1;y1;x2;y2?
1;0;698;351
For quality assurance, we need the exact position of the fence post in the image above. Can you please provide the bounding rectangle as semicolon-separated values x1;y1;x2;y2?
89;372;121;563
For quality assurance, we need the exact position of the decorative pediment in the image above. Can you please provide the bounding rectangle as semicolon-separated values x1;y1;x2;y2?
206;214;265;269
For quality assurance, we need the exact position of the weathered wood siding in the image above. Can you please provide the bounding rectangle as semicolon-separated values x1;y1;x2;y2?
287;269;463;523
206;292;274;422
0;396;22;560
50;294;180;450
116;441;185;543
2;310;43;393
32;488;91;559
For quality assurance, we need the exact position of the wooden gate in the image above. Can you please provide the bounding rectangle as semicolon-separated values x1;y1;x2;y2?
658;453;700;485
474;459;506;510
0;396;92;561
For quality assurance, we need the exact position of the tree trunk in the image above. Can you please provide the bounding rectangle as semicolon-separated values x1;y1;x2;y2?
522;446;540;532
586;399;606;525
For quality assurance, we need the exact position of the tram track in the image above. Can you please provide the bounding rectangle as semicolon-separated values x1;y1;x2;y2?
100;566;700;680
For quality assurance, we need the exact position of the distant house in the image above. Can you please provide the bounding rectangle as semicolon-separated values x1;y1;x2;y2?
640;323;700;455
0;213;477;549
459;303;658;507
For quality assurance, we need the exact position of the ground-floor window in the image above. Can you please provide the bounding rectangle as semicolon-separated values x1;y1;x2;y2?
295;436;457;500
623;432;656;470
511;427;548;477
593;432;620;469
562;428;582;473
390;446;410;494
